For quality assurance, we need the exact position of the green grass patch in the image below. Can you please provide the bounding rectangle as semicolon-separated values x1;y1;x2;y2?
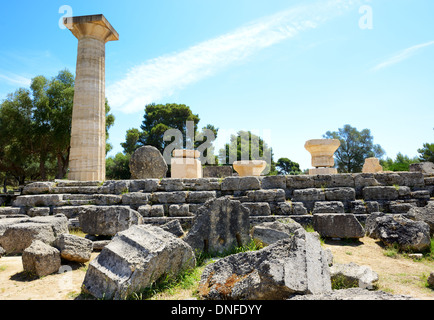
125;239;264;300
331;274;359;290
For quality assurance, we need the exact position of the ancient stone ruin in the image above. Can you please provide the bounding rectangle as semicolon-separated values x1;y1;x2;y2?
0;169;433;300
66;14;119;181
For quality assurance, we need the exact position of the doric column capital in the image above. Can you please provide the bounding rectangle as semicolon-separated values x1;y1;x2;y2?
64;14;119;43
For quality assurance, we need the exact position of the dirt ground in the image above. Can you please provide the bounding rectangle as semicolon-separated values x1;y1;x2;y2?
0;237;433;300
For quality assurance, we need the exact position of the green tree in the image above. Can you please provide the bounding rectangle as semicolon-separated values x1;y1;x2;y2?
380;153;419;172
0;88;37;184
218;130;276;175
276;157;301;175
323;124;385;173
121;128;142;155
0;69;115;182
417;143;434;163
106;152;131;180
105;99;116;155
139;103;200;153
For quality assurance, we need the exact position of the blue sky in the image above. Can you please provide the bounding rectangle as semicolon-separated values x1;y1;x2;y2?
0;0;433;170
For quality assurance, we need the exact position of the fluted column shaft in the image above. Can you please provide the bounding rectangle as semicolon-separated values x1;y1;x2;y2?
65;15;118;181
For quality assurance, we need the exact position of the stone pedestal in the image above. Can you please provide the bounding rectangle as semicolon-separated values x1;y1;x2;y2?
233;160;267;177
305;139;340;175
362;157;383;173
65;15;119;181
171;149;203;179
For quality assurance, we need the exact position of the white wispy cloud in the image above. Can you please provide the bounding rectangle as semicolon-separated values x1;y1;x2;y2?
0;73;31;87
107;0;360;114
371;40;434;72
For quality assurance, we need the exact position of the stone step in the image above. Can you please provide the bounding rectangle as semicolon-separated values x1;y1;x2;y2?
55;180;102;187
52;186;101;194
63;194;95;201
59;200;95;206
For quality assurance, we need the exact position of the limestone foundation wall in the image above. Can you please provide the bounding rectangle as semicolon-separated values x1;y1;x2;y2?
3;172;433;230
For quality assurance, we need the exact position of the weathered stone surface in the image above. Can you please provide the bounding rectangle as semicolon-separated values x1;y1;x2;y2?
171;156;203;179
203;166;233;178
27;207;50;217
324;187;356;202
82;224;196;300
410;162;434;173
22;182;56;195
158;178;184;191
198;230;331;300
246;189;286;202
0;246;5;258
389;201;416;214
362;157;383;173
354;173;381;190
292;202;308;215
92;240;111;251
52;206;85;219
129;146;168;179
221;177;261;191
161;220;185;237
93;194;122;205
286;175;315;189
184;197;251;254
261;176;286;189
411;190;430;200
0;207;23;216
292;188;325;212
330;262;379;290
0;215;69;254
138;205;164;217
251;219;304;246
243;202;271;216
366;201;379;214
98;180;130;195
168;204;192;217
313;201;345;214
409;205;434;235
12;194;63;207
362;186;399;201
79;206;143;236
313;213;365;239
151;191;187;204
128;179;160;193
313;174;355;188
292;188;325;202
22;240;61;277
54;233;93;263
351;200;367;214
288;288;415;300
65;15;118;181
182;178;221;191
186;191;216;203
365;213;431;251
273;202;292;215
121;192;151;208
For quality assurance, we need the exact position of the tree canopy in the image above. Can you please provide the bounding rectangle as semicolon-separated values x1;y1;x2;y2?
418;143;434;163
323;124;385;173
218;130;276;175
139;103;200;154
0;69;114;185
276;157;301;175
380;153;419;172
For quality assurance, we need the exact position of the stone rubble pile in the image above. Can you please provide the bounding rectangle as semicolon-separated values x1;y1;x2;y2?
0;171;432;300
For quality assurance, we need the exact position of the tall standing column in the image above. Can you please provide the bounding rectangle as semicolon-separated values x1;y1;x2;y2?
65;15;119;181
